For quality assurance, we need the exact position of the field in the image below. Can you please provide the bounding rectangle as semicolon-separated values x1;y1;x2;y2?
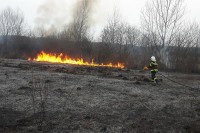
0;59;199;133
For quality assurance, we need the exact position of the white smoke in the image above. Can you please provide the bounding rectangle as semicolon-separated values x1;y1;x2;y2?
34;0;117;38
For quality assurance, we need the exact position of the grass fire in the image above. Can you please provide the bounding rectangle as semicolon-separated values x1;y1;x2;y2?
28;51;125;69
0;0;200;132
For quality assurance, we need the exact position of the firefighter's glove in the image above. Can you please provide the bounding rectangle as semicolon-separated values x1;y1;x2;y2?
143;66;148;70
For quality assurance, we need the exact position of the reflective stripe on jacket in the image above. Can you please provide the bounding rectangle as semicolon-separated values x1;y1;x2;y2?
148;61;158;72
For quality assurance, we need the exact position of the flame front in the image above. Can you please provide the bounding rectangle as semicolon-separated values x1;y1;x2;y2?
28;51;125;69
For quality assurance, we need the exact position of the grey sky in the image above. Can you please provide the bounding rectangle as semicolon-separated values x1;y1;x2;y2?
0;0;200;32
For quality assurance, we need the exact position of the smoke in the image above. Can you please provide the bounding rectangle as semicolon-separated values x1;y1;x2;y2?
36;0;71;28
160;46;171;68
35;0;99;33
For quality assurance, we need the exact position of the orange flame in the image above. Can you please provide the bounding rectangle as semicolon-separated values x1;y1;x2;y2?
28;51;125;69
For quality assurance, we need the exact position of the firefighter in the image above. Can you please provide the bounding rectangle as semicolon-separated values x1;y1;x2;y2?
144;56;158;83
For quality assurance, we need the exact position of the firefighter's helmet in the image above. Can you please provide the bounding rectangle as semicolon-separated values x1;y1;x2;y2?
150;56;156;62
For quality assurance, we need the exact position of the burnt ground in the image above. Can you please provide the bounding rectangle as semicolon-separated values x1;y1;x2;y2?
0;59;199;133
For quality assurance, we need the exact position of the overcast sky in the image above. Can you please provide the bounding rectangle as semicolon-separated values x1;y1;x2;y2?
1;0;200;35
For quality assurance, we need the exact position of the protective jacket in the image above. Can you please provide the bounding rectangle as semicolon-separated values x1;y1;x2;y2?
148;61;158;72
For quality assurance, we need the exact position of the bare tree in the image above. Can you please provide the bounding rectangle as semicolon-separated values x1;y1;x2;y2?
141;0;185;69
100;9;127;63
141;0;185;48
100;9;144;64
67;0;91;42
62;0;94;58
0;7;25;55
34;25;48;38
101;9;121;45
171;23;200;72
125;25;141;47
0;7;25;36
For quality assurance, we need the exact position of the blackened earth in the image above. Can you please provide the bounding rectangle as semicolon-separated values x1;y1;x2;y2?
0;59;199;133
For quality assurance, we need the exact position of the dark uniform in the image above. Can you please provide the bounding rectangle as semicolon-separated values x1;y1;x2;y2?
148;61;158;83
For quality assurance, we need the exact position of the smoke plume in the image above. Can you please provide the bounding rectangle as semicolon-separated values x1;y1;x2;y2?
35;0;99;33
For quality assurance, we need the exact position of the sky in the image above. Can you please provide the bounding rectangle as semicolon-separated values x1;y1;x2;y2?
0;0;200;36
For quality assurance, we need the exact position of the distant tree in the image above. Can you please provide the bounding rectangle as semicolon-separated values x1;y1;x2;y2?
34;26;47;38
100;9;143;64
101;9;121;45
141;0;185;68
67;0;90;42
0;7;25;56
171;23;200;72
0;7;25;36
141;0;185;48
125;25;140;47
62;0;93;58
100;9;126;62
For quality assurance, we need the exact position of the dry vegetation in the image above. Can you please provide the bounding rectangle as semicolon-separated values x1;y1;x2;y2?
0;59;199;132
0;0;199;73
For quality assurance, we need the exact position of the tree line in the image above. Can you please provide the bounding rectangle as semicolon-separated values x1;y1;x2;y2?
0;0;199;73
